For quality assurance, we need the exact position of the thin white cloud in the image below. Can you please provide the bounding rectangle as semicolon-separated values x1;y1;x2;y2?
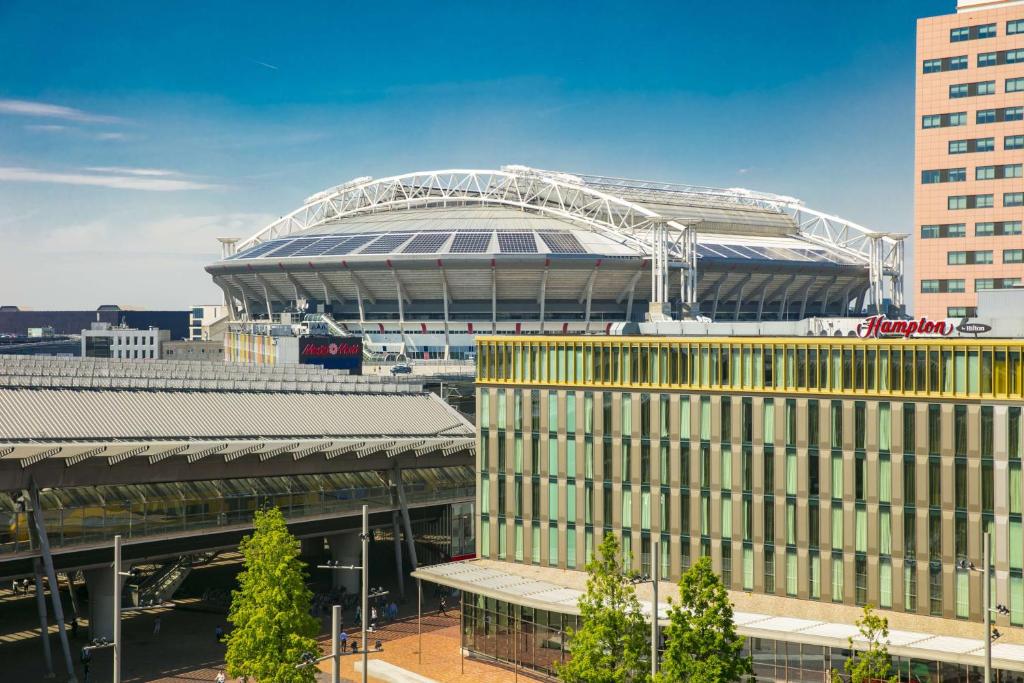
0;167;220;192
85;166;181;177
252;60;279;71
24;123;68;132
0;98;123;124
94;132;128;141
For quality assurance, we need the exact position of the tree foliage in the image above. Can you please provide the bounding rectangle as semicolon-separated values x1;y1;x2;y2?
558;532;651;683
831;604;898;683
225;507;319;683
656;556;751;683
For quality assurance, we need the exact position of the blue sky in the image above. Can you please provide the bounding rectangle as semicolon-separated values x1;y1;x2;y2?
0;0;948;309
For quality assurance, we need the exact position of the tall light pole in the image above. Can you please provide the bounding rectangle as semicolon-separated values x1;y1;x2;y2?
361;504;369;683
316;504;376;683
113;535;123;683
651;540;659;678
958;531;1009;683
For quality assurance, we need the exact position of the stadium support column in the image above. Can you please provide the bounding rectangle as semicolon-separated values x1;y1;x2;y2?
538;261;550;333
647;218;671;321
439;262;451;360
491;262;497;333
326;532;361;594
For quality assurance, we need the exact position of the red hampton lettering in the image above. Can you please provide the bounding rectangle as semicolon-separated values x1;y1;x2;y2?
856;315;953;339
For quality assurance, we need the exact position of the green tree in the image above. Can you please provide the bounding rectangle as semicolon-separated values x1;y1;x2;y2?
558;532;651;683
225;507;319;683
656;556;751;683
831;604;898;683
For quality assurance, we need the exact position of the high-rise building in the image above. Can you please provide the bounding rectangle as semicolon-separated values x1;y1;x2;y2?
414;332;1024;681
915;1;1024;318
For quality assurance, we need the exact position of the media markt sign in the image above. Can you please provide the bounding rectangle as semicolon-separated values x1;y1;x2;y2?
856;315;992;339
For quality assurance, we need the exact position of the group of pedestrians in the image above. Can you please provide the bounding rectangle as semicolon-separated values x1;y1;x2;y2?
9;578;32;595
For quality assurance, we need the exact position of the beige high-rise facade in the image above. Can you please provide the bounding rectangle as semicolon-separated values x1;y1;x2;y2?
915;1;1024;319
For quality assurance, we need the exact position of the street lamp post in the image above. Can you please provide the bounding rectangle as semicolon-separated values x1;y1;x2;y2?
317;505;383;683
957;531;1010;683
630;547;661;680
651;540;659;679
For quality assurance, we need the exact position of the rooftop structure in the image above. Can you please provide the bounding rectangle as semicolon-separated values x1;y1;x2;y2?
0;356;473;489
207;166;905;359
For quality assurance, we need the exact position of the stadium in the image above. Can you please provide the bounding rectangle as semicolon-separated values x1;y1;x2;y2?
205;166;906;359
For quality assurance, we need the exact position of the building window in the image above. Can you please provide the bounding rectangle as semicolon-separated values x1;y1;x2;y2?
976;106;1023;124
978;49;1024;67
924;56;968;73
923;112;967;128
921;279;965;294
976;220;1022;236
1008;78;1024;93
948;250;993;265
949;81;995;98
948;194;993;210
1010;19;1024;34
922;168;966;183
947;306;978;318
1005;192;1024;207
950;23;996;41
976;278;1022;291
1008;135;1024;150
1005;249;1024;264
977;164;1023;180
921;223;965;238
949;138;994;154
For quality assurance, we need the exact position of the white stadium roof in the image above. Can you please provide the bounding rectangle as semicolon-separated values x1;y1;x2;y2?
207;166;905;323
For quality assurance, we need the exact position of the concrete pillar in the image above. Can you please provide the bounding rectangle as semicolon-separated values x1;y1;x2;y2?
327;532;361;594
83;565;129;641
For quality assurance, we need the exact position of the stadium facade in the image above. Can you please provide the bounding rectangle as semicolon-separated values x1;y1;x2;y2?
205;166;906;359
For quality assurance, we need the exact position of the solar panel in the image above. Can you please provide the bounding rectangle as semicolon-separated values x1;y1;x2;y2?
497;232;538;253
234;240;289;259
292;236;351;257
322;235;375;256
715;245;753;259
539;232;585;254
265;238;322;258
694;244;723;259
360;233;413;254
402;233;452;254
450;232;493;253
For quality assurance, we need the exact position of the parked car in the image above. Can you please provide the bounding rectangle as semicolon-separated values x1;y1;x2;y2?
390;363;413;375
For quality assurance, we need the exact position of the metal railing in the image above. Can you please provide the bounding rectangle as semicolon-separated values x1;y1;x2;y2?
1;484;474;556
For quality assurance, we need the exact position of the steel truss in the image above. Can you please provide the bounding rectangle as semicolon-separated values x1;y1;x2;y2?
234;166;904;314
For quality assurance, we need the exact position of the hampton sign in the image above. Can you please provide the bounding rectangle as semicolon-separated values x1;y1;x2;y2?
856;315;991;339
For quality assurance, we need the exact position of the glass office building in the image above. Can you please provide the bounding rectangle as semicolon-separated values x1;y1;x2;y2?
463;334;1024;680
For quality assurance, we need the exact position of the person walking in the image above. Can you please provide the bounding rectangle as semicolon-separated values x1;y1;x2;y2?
10;579;17;596
339;629;348;651
439;596;448;617
215;673;226;683
215;624;224;642
370;606;378;630
80;647;92;683
152;615;161;637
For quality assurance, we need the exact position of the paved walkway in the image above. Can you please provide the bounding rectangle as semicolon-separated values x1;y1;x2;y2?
319;612;544;683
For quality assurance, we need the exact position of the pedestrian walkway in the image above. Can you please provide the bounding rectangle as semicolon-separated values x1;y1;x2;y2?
318;611;544;683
